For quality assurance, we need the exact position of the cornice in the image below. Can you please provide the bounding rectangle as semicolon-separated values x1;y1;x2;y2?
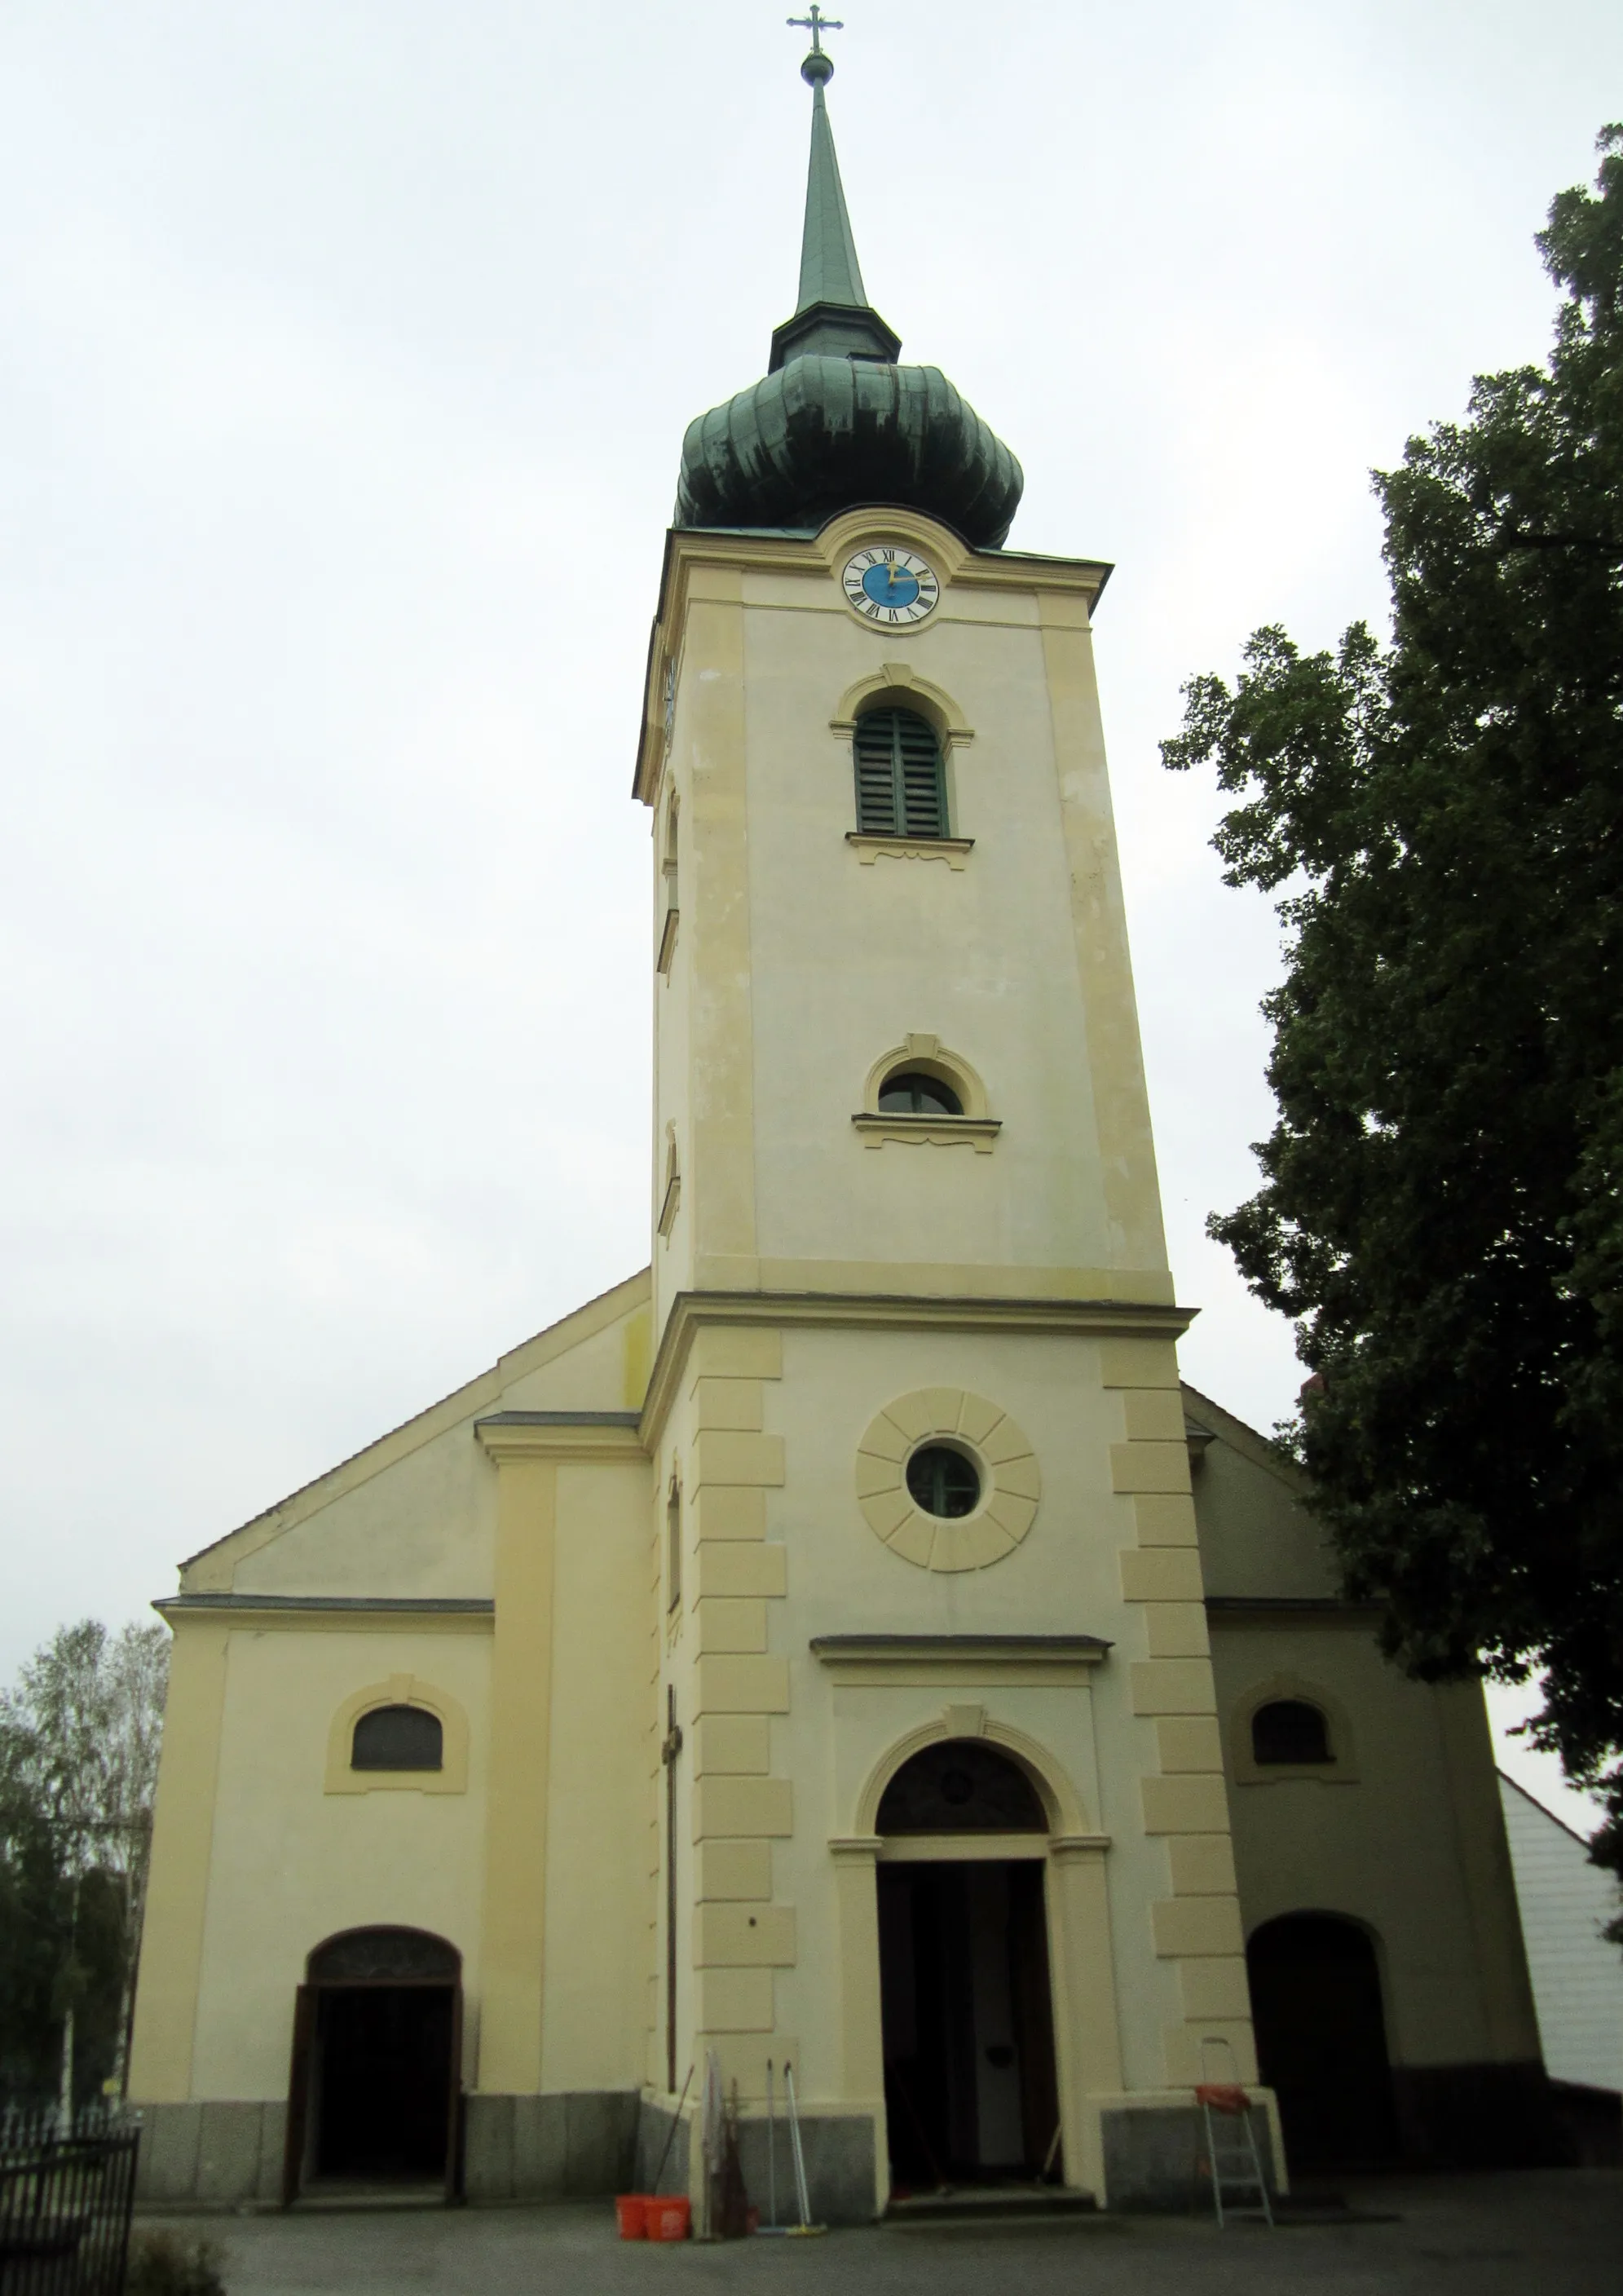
640;1287;1193;1447
474;1411;648;1465
156;1595;494;1634
812;1631;1110;1687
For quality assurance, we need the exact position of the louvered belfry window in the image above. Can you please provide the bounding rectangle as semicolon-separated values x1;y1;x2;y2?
853;708;947;837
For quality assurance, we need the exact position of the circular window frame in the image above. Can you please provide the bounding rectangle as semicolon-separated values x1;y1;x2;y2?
857;1389;1040;1571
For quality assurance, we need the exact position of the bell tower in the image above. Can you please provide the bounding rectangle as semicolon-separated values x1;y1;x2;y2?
633;27;1267;2214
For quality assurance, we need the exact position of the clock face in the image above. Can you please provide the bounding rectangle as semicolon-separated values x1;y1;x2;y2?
841;546;940;626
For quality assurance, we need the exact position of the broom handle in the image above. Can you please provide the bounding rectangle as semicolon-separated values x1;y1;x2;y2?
785;2062;812;2227
650;2064;693;2196
765;2059;777;2230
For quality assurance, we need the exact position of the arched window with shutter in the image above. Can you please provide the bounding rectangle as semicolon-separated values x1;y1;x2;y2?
853;707;947;837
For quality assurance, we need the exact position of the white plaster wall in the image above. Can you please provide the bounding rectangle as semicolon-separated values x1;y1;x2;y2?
766;1324;1181;2102
1499;1773;1623;2095
740;582;1118;1276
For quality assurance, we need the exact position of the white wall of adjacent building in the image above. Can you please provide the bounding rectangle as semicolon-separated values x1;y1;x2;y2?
1498;1772;1623;2097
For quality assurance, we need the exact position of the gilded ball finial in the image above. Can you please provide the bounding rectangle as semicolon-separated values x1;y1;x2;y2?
788;7;840;86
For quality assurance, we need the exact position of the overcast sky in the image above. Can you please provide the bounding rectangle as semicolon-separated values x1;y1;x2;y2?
2;2;1617;1831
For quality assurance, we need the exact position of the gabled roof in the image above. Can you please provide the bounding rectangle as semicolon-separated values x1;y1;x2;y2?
1180;1379;1307;1495
176;1268;650;1582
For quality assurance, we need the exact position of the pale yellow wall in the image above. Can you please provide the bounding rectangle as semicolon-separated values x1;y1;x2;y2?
1194;1414;1541;2070
187;1625;492;2099
232;1424;494;1598
127;1622;228;2101
1186;1390;1336;1601
134;1276;659;2108
539;1458;659;2091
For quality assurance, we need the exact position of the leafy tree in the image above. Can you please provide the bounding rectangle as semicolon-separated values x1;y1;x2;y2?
0;1620;169;2107
1162;128;1623;1918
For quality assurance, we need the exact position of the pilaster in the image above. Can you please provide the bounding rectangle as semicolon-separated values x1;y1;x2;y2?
1102;1338;1256;2086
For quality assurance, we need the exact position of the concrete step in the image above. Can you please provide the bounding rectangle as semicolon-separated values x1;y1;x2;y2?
885;2185;1097;2226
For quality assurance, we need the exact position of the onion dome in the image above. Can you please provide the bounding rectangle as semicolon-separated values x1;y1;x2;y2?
675;32;1023;550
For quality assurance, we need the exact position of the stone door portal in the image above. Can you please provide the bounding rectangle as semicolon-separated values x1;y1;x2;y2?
875;1742;1061;2188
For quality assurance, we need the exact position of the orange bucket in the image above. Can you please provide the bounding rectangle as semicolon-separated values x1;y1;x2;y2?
645;2197;691;2242
615;2195;648;2240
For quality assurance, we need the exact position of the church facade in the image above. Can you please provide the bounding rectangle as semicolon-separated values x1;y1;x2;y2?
127;39;1549;2219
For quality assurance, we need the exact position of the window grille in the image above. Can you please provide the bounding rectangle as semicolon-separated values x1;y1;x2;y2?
351;1704;443;1771
853;708;946;837
1251;1698;1334;1765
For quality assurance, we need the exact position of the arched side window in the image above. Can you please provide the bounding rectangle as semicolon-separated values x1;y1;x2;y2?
853;708;946;838
1232;1675;1356;1786
1252;1698;1334;1768
325;1675;469;1795
352;1705;443;1773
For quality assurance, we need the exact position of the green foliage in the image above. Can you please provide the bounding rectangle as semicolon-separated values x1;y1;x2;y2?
1162;129;1623;1916
0;1621;169;2103
126;2228;227;2296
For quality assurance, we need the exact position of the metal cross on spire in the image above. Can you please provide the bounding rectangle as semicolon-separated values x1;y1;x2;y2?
787;7;842;55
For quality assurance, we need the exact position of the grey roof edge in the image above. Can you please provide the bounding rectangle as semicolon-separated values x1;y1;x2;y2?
1203;1596;1378;1615
176;1265;651;1572
810;1633;1113;1654
1180;1379;1308;1495
156;1595;494;1614
473;1411;642;1428
1497;1767;1603;1852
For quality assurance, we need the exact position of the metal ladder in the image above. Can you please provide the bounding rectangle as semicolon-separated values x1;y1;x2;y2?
1196;2038;1274;2228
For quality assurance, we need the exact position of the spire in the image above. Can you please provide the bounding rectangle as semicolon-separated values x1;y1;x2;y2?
796;57;866;309
770;16;901;372
674;22;1024;547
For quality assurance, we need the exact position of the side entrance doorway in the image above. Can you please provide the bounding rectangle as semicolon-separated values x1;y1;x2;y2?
875;1741;1061;2188
1246;1911;1399;2171
283;1927;463;2203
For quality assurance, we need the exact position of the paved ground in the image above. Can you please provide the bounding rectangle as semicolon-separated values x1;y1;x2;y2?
137;2171;1623;2296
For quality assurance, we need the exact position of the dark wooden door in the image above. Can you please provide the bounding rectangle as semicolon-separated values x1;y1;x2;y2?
1008;1862;1061;2177
281;1985;315;2205
1247;1914;1400;2170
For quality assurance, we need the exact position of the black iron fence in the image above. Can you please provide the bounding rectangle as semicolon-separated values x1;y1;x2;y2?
0;2107;139;2296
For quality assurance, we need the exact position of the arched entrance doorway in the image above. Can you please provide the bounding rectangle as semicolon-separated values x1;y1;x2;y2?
1246;1913;1399;2170
875;1741;1061;2189
282;1927;462;2203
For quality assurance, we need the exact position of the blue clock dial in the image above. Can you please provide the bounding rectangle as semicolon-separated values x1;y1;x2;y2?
862;559;920;609
841;545;940;625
